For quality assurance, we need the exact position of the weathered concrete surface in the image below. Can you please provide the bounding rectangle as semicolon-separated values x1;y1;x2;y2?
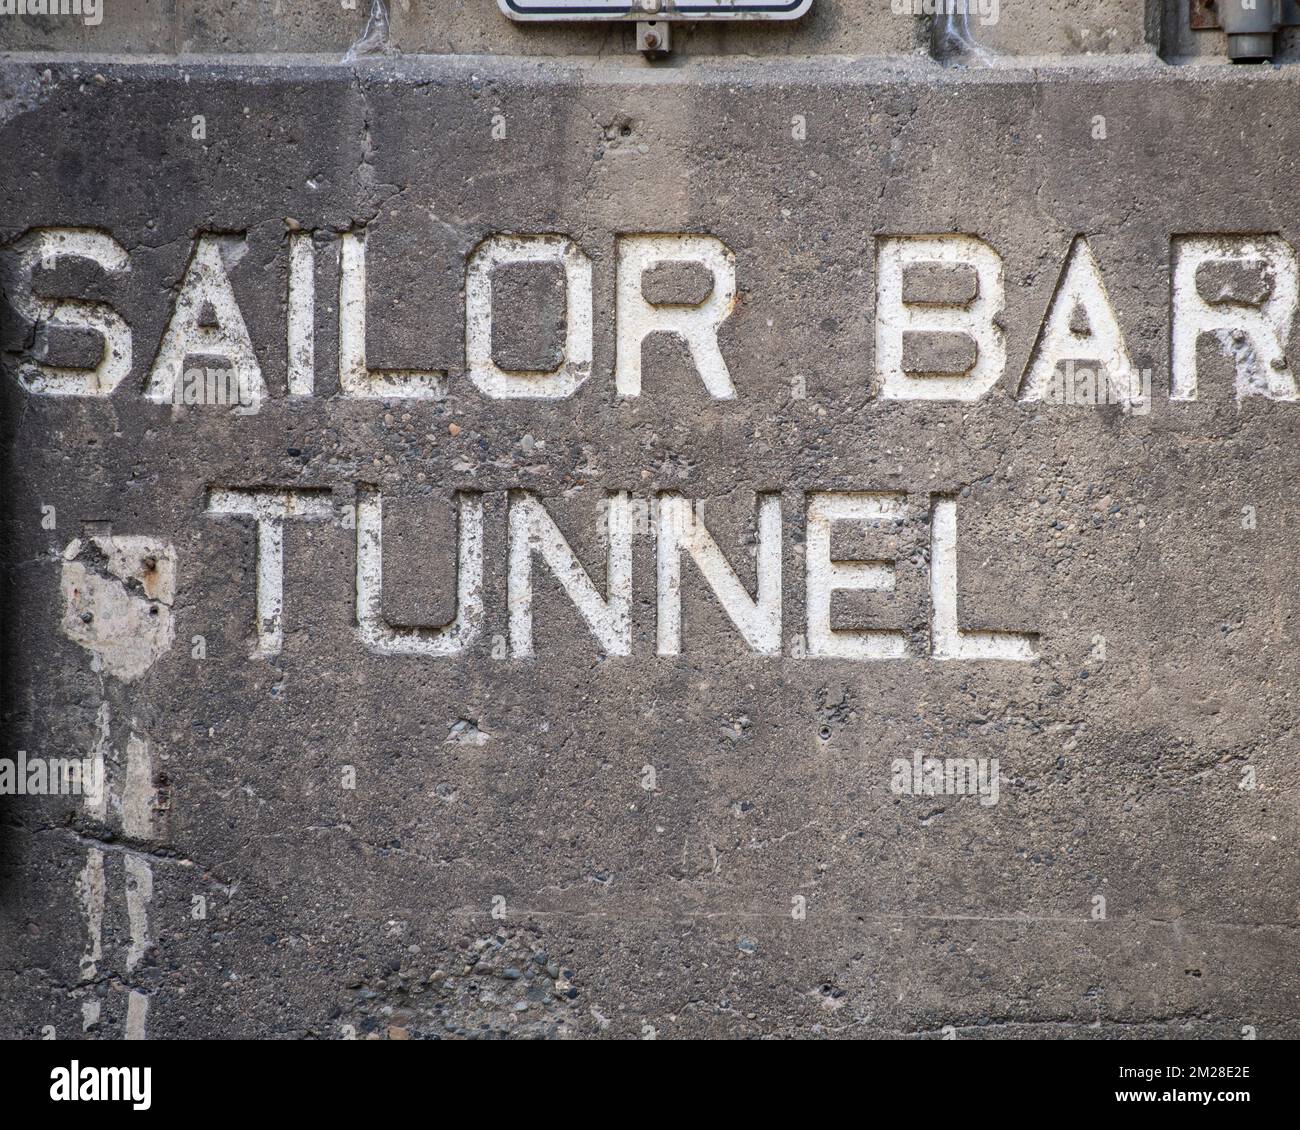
2;48;1300;1040
0;0;922;58
0;0;1294;63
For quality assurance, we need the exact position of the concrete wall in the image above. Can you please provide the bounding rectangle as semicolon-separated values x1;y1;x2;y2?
0;0;1267;59
3;2;1297;62
2;2;1299;1041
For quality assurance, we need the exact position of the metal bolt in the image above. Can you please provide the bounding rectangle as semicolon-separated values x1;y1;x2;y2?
637;18;670;56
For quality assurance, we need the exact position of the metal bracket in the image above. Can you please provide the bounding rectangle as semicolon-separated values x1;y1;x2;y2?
637;19;671;56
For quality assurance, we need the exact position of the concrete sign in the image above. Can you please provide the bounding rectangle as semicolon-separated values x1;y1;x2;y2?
1;2;1298;1048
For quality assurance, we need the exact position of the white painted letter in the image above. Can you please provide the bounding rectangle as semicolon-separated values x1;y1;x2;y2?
287;232;315;396
146;236;266;409
508;491;631;657
355;487;484;656
806;492;907;660
930;497;1036;661
466;235;593;399
615;234;737;399
657;495;781;656
877;235;1005;401
339;231;446;398
1020;236;1143;408
1171;235;1298;401
206;488;335;656
6;227;131;397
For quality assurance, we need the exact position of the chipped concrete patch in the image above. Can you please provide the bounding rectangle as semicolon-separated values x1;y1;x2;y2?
60;536;176;682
